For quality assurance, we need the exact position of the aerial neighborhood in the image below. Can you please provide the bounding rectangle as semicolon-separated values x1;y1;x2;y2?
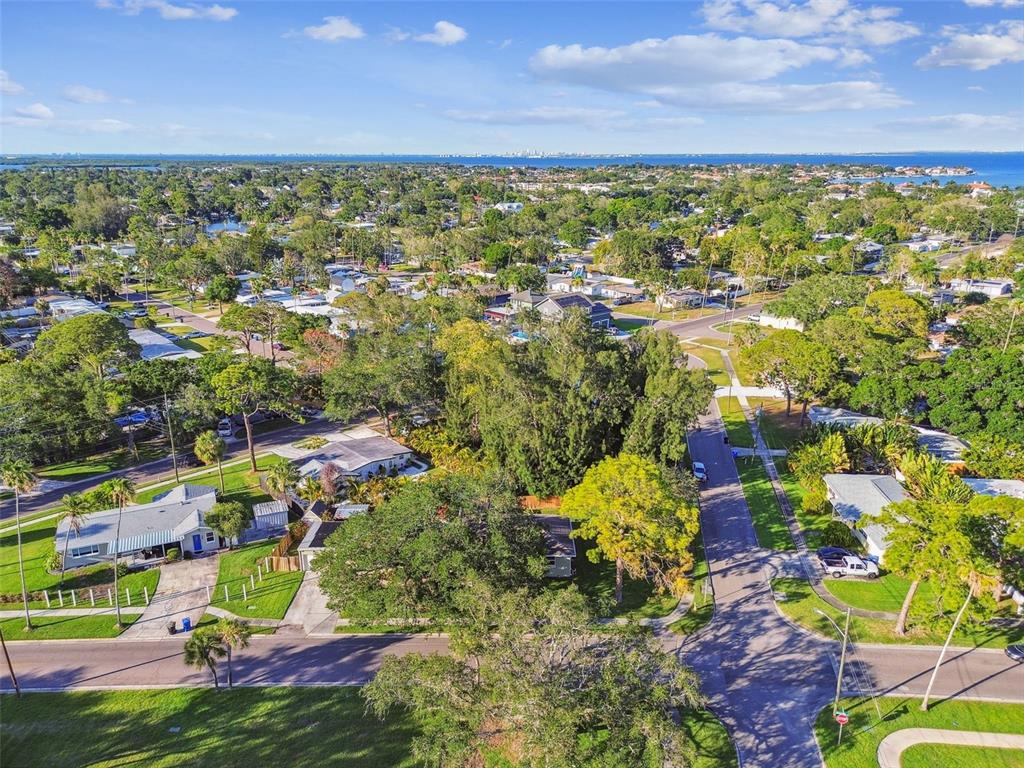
1;0;1024;763
1;150;1023;768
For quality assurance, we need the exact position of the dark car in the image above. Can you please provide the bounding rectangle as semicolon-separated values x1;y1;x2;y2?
816;547;854;560
1007;644;1024;663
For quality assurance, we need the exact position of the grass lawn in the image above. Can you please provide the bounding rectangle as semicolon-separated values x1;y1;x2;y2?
136;457;274;512
824;573;937;615
815;697;1024;768
681;709;739;768
0;613;140;640
612;318;647;333
717;397;754;448
902;744;1024;768
36;441;168;482
684;345;730;387
735;459;795;551
669;535;714;635
547;538;679;620
0;687;422;768
208;541;303;620
618;302;717;322
773;577;1024;648
747;397;805;449
1;518;160;606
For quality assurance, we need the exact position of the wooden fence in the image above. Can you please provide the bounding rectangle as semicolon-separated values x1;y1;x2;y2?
265;523;307;572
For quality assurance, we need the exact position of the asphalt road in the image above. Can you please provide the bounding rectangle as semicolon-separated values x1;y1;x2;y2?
0;635;450;690
613;300;763;340
0;418;342;521
675;398;1024;767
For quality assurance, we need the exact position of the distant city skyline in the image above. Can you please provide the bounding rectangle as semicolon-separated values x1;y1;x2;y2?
1;1;1022;154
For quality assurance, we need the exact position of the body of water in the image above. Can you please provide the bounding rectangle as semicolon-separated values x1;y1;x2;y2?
3;152;1023;187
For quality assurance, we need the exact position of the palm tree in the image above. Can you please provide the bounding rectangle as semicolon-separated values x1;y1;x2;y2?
908;255;939;289
58;493;93;586
1;460;36;631
296;476;324;508
183;627;227;689
216;618;252;688
265;460;299;502
194;430;227;494
104;477;136;629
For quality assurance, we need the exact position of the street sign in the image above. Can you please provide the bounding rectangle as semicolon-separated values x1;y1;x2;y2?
835;712;849;726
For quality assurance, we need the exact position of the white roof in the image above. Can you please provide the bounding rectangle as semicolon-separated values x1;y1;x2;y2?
128;328;202;361
963;478;1024;499
823;473;910;556
298;435;412;477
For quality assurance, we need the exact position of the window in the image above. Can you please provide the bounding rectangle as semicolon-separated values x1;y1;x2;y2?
70;544;100;558
205;531;216;543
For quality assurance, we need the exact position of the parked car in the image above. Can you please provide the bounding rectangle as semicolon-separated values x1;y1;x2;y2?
692;462;708;483
818;553;879;579
182;330;208;339
1006;644;1024;663
816;546;854;560
216;419;233;437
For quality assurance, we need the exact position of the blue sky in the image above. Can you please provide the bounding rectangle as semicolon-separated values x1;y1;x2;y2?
1;1;1022;153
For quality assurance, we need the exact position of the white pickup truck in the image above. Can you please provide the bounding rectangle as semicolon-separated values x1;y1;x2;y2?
819;553;879;579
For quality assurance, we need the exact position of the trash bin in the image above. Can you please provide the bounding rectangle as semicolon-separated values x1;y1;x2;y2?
182;617;192;632
167;621;176;635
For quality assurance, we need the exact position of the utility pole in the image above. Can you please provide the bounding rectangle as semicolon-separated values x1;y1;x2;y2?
834;607;852;715
0;626;19;697
164;393;180;484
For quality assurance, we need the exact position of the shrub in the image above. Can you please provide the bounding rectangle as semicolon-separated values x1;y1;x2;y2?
165;547;181;562
820;521;860;550
800;487;830;516
115;561;130;578
45;547;62;572
134;316;156;329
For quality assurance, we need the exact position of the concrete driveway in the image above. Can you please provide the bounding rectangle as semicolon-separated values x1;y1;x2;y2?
120;555;220;639
277;570;337;636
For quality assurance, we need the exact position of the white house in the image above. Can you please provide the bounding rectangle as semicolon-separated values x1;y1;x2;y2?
297;434;414;481
55;484;221;570
822;474;910;562
949;278;1015;299
128;328;202;362
493;202;524;214
48;298;106;321
759;314;805;332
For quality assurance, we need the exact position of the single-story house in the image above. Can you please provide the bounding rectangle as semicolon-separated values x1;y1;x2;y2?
949;278;1014;298
656;290;704;310
535;515;576;578
758;314;806;332
297;519;344;571
535;294;612;328
298;435;414;481
493;202;524;214
128;328;202;362
822;474;910;561
55;484;221;570
963;478;1024;500
808;407;968;464
251;499;289;530
48;298;106;321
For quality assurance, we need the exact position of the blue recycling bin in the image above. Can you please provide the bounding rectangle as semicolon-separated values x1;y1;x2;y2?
182;617;192;632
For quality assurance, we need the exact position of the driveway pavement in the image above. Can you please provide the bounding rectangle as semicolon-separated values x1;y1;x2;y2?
120;555;219;639
277;570;337;636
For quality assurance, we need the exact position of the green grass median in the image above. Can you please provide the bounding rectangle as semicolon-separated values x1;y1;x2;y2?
816;697;1024;768
735;459;794;550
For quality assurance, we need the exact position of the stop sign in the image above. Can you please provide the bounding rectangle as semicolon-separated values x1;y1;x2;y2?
835;712;849;726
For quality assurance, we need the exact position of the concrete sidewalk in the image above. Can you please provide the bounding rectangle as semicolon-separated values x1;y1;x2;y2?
0;606;145;618
877;728;1024;767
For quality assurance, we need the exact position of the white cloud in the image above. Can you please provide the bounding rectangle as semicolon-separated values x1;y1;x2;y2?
415;21;467;46
15;103;54;120
528;34;902;112
97;1;237;21
967;85;987;91
445;106;627;125
63;85;112;104
701;0;919;45
302;16;364;42
881;113;1021;131
963;0;1022;7
916;20;1024;70
0;70;25;95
